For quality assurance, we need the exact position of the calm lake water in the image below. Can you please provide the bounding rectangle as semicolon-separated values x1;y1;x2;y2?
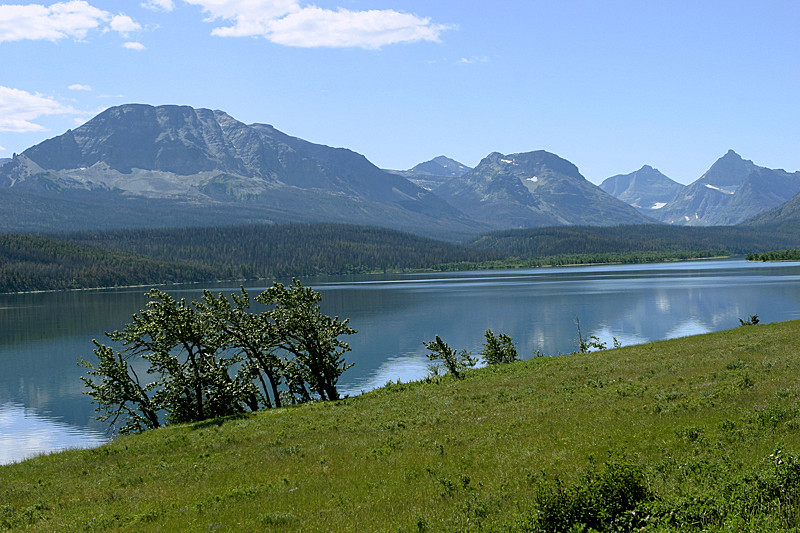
2;258;799;464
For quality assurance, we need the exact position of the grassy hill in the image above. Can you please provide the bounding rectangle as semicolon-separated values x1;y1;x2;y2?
3;320;800;531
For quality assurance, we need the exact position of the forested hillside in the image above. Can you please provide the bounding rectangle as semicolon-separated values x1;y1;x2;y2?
5;223;798;294
59;224;500;279
469;224;800;257
0;234;215;293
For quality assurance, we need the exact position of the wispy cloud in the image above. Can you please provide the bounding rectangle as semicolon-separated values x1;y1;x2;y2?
458;55;489;65
68;83;92;91
0;1;142;43
183;0;450;49
0;86;77;132
141;0;174;11
123;41;146;50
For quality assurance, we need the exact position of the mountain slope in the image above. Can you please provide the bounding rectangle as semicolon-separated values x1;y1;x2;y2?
0;105;484;240
648;150;800;225
741;189;800;231
435;150;654;228
600;165;684;212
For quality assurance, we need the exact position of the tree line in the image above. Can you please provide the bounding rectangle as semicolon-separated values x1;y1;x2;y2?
746;249;800;261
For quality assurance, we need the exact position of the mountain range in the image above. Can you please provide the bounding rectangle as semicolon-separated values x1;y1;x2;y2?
435;150;653;228
0;105;483;240
1;104;799;238
602;150;800;226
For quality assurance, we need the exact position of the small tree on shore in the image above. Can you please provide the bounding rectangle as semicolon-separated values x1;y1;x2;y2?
256;280;355;402
480;329;519;365
424;335;477;379
79;280;355;433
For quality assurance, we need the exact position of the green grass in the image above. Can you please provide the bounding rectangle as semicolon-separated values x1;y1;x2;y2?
3;321;800;531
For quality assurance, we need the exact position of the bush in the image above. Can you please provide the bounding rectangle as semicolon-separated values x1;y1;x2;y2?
423;335;477;379
529;460;653;533
480;329;519;364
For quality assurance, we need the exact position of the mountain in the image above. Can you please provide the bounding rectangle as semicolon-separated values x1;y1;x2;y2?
600;165;684;213
434;150;654;229
0;104;484;240
386;155;471;191
741;189;800;231
408;156;471;178
0;158;10;168
647;150;800;226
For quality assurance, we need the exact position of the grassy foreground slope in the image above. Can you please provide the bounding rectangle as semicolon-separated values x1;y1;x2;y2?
3;321;800;531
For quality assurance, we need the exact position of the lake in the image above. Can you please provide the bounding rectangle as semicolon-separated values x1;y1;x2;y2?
2;258;799;464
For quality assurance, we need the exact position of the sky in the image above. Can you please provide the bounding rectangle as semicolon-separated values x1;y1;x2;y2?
1;0;798;185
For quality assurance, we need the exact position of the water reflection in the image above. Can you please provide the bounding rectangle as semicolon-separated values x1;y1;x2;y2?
0;403;106;464
1;259;800;463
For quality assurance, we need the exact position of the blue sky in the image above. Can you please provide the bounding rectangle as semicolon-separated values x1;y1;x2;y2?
1;1;798;184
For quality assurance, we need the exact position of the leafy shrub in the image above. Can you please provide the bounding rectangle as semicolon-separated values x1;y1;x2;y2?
529;460;653;532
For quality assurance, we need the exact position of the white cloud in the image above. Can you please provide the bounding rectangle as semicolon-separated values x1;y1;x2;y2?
0;1;142;43
68;83;92;91
109;14;141;34
142;0;174;11
123;41;146;50
0;145;6;151
0;1;107;42
183;0;449;49
458;55;489;65
0;86;77;132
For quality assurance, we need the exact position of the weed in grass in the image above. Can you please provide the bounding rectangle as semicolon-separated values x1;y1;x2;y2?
675;426;705;444
259;511;298;526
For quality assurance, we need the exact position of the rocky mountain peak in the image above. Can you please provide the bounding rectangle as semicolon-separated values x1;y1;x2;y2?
699;150;758;187
408;155;470;177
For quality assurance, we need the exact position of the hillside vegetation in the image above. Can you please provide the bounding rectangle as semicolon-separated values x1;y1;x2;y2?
2;321;800;531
